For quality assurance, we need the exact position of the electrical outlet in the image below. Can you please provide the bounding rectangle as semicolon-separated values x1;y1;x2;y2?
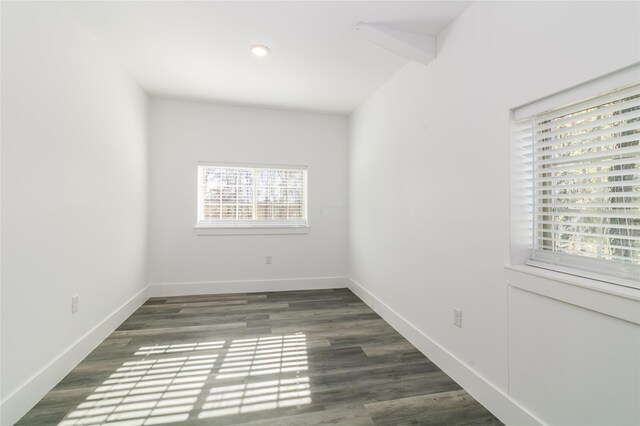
265;255;272;264
453;308;462;328
72;295;79;314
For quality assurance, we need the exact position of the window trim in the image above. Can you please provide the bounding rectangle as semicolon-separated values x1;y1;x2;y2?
195;161;309;232
505;264;640;325
513;63;640;120
194;225;310;236
510;64;640;290
524;259;639;291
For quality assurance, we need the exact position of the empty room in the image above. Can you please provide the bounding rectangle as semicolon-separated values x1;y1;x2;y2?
1;1;639;425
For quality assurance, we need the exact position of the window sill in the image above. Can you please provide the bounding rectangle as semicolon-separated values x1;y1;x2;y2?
194;225;310;236
505;264;640;325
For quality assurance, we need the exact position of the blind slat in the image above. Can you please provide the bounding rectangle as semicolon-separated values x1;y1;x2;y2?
535;108;640;139
533;145;640;167
534;191;640;200
531;249;639;265
531;210;640;219
532;133;640;159
533;157;639;175
532;166;640;182
527;121;639;147
536;229;640;242
534;202;638;208
535;219;640;230
530;180;640;191
535;236;640;253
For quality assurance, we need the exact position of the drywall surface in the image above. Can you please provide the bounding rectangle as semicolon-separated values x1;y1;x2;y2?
508;285;640;425
148;99;348;285
1;2;148;422
348;1;640;424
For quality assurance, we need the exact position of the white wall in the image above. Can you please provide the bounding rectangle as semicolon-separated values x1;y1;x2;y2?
348;1;640;425
1;3;149;424
148;99;348;289
508;283;640;425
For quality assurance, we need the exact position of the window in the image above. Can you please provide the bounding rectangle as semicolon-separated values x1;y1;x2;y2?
196;163;307;228
515;79;640;286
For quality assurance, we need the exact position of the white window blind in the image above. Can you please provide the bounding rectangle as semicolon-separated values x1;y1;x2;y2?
519;82;640;286
197;164;307;227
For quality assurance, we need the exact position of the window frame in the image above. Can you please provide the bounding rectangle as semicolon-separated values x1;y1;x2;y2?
510;64;640;290
194;161;309;235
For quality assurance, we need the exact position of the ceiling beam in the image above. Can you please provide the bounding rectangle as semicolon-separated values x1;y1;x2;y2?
355;22;436;65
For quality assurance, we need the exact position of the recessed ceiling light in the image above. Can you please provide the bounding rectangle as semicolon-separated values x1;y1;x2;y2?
251;45;271;58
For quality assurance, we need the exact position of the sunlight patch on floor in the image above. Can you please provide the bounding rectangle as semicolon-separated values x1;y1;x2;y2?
58;354;216;425
58;333;311;425
216;334;308;379
198;377;311;419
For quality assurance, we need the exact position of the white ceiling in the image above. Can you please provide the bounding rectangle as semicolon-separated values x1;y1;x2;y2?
67;1;472;115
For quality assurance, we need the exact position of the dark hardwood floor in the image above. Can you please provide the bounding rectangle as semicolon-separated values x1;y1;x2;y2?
17;289;501;425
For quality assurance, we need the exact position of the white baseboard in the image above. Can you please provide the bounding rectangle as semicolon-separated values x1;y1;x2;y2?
148;276;348;297
1;285;150;426
347;278;542;426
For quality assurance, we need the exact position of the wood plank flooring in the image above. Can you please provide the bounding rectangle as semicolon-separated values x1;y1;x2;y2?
17;289;501;425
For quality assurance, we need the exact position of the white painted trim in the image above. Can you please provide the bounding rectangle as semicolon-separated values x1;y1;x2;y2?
194;225;310;236
507;264;640;301
355;22;436;65
196;163;309;231
0;285;150;426
512;63;640;120
524;260;639;292
506;265;640;325
197;161;307;170
149;276;348;297
347;277;542;426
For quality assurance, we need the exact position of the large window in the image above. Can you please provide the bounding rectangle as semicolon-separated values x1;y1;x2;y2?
516;81;639;286
197;163;307;228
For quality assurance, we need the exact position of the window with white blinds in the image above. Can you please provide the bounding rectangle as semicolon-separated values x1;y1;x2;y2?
197;164;307;227
518;82;640;286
